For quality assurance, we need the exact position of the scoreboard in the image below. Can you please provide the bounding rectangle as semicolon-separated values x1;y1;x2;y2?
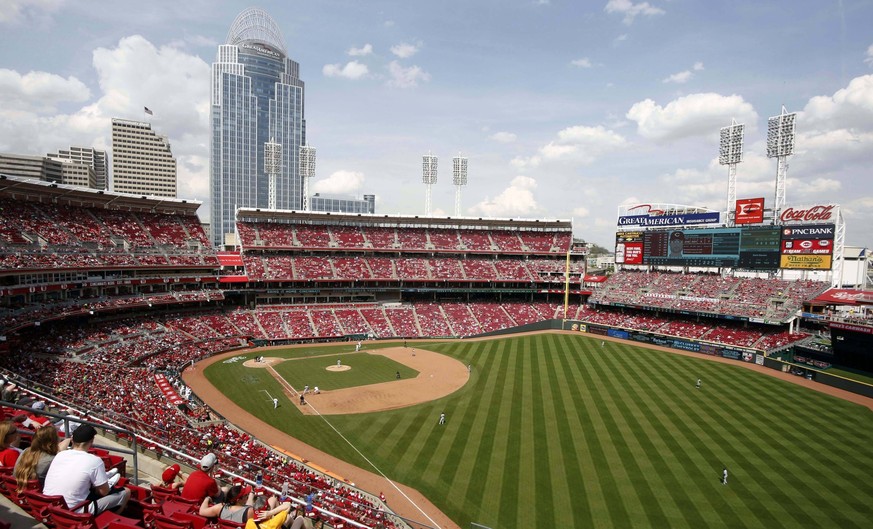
615;224;833;270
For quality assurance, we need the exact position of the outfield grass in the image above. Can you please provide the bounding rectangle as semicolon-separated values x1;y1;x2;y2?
205;334;873;529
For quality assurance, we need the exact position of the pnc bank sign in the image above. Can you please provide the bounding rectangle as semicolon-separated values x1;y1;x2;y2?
780;205;835;223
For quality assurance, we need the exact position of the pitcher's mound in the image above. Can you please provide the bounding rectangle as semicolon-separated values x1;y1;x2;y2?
327;365;351;372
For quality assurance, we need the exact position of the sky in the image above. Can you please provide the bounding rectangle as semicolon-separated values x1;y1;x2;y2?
1;0;872;249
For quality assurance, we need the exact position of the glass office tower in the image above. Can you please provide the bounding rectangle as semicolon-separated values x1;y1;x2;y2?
210;8;305;247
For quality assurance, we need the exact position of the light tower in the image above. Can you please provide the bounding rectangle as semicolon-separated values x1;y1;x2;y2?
422;153;438;216
719;119;744;226
766;106;796;222
300;144;316;211
264;138;282;210
452;153;468;217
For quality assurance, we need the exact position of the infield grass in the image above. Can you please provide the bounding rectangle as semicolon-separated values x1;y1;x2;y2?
205;334;873;529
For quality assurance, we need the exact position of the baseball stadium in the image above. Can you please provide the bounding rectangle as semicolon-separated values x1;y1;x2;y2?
1;153;872;529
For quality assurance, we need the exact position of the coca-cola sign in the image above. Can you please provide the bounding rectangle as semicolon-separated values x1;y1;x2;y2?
780;205;835;222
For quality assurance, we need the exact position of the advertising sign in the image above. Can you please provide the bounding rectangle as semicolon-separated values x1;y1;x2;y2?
781;239;833;255
735;197;765;225
618;211;720;227
615;232;644;265
779;205;835;223
780;224;835;240
780;254;832;270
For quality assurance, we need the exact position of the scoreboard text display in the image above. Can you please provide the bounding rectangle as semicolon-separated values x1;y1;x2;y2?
616;223;834;270
637;226;781;269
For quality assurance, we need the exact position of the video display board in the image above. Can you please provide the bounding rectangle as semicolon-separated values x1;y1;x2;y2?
616;223;835;270
616;226;782;269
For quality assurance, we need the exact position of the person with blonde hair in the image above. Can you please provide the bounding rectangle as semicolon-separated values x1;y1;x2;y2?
0;420;22;467
13;424;70;489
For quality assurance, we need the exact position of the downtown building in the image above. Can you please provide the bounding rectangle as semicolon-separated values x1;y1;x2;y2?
210;8;306;247
111;118;177;197
47;146;108;190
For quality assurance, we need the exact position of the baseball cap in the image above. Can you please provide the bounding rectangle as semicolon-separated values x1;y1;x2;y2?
162;464;181;482
32;401;46;411
238;485;253;497
72;424;97;443
670;231;684;241
200;453;217;470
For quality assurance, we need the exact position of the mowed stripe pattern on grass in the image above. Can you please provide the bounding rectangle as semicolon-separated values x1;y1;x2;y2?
312;334;873;529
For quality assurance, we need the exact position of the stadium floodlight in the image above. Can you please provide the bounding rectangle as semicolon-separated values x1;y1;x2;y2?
264;138;282;210
422;153;438;216
719;119;744;226
766;106;797;221
452;154;468;217
299;144;316;212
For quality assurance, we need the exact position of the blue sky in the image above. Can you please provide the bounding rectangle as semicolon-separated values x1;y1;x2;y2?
1;0;872;248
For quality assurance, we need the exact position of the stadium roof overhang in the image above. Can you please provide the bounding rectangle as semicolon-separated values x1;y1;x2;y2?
809;288;873;307
236;208;572;231
0;174;202;215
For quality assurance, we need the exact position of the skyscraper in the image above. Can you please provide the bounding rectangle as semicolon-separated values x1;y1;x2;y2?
111;118;177;197
210;8;306;247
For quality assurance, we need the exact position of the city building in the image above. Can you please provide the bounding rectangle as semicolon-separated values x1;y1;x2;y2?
311;193;375;214
0;153;63;183
47;146;108;190
111;118;177;197
210;7;307;247
59;162;97;188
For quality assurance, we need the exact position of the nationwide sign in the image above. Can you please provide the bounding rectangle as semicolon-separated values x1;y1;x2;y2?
618;211;720;227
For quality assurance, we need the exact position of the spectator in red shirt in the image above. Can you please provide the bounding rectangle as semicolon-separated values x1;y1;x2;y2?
0;421;22;467
181;453;226;502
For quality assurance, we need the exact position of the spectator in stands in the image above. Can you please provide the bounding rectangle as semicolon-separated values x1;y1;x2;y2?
181;452;227;503
13;423;70;489
198;483;256;523
158;463;185;490
0;420;22;467
43;424;130;514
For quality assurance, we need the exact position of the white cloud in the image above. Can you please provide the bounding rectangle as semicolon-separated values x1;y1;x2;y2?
0;69;90;112
469;175;539;217
573;206;590;218
663;70;693;84
800;74;873;131
311;170;365;195
390;42;420;58
512;125;627;168
0;0;63;25
571;58;592;68
614;34;628;45
387;61;430;88
490;131;517;143
626;92;758;141
865;44;873;67
663;62;704;84
604;0;665;25
323;61;369;80
348;44;373;57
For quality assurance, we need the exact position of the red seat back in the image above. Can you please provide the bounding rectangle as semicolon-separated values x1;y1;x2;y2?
22;490;67;526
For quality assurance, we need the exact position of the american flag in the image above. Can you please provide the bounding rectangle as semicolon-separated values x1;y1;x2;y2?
144;106;153;115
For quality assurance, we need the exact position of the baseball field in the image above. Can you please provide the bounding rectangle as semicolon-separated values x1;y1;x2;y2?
199;333;873;529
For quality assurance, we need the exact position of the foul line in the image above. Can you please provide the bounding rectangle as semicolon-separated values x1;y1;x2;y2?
267;365;442;529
